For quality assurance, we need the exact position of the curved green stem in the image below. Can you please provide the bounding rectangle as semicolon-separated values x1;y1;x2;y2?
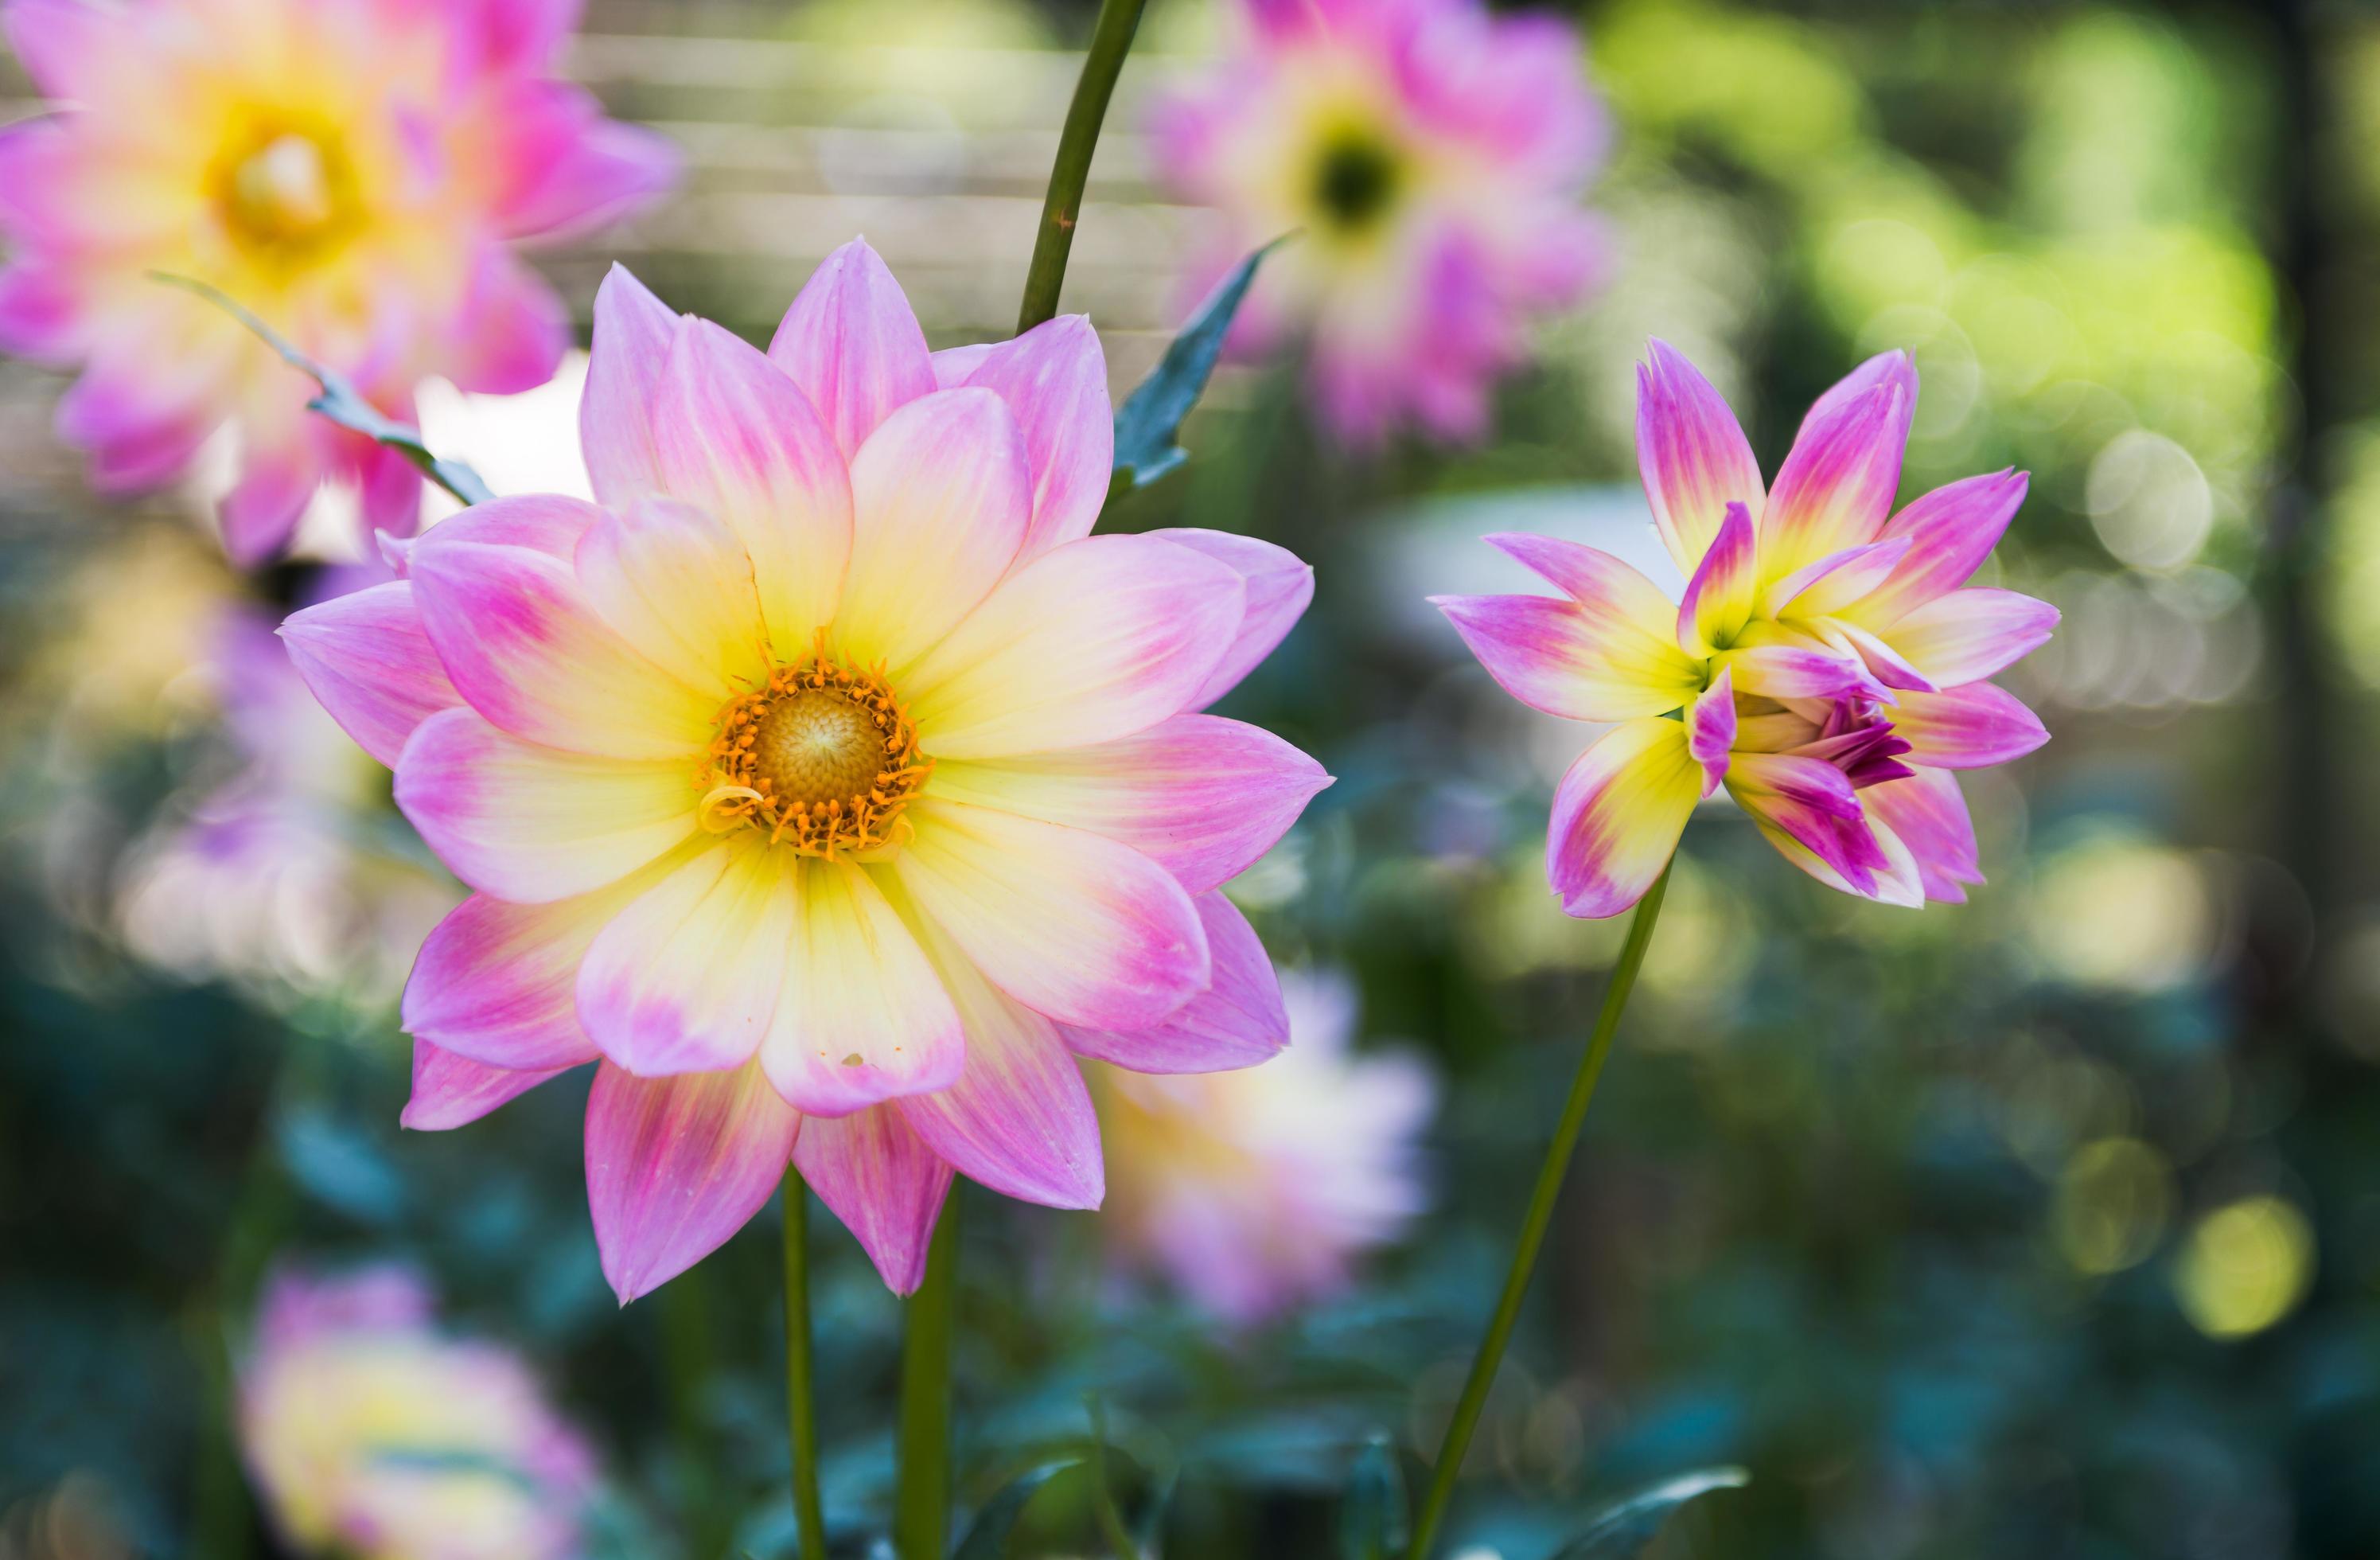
1015;0;1147;334
782;1169;828;1558
894;1197;960;1560
1404;869;1671;1559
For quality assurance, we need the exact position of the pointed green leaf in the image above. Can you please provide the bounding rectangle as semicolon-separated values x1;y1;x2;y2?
1109;235;1288;495
1336;1434;1408;1560
1548;1467;1749;1558
952;1459;1079;1560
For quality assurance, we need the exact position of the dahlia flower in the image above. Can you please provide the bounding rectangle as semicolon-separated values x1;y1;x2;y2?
1435;341;2055;916
1095;967;1432;1324
285;238;1330;1300
0;0;676;562
240;1266;598;1560
1147;0;1606;445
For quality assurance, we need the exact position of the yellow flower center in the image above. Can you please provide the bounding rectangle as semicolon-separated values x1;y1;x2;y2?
700;648;931;858
210;122;364;275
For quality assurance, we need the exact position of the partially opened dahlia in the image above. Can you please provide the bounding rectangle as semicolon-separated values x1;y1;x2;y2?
285;239;1330;1298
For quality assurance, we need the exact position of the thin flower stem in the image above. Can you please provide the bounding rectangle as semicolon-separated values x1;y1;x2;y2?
1015;0;1148;334
1404;868;1672;1560
781;1168;828;1559
894;1196;960;1560
1086;1394;1138;1560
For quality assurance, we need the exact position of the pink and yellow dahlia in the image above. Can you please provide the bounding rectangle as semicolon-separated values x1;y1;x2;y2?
1435;342;2057;916
285;239;1331;1300
0;0;676;561
1147;0;1606;445
240;1266;598;1560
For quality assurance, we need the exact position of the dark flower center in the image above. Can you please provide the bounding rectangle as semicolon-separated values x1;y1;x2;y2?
1311;133;1402;234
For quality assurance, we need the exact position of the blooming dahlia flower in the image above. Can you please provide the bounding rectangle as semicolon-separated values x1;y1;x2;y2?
1147;0;1606;445
241;1266;598;1560
0;0;676;562
1095;967;1432;1324
1435;342;2057;916
283;239;1330;1299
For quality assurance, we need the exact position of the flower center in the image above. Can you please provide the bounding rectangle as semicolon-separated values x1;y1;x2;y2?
210;123;364;273
1310;131;1402;235
701;650;930;858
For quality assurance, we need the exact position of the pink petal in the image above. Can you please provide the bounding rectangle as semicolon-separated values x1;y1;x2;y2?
573;497;769;692
893;798;1209;1032
1151;528;1315;709
1677;500;1758;655
1878;588;2059;688
401;1041;569;1131
901;533;1245;760
1062;891;1288;1074
490;85;679;241
356;442;426;542
1634;339;1764;575
404;888;637;1070
220;440;321;566
1860;766;1983;903
280;580;461;768
765;237;935;460
581;264;680;508
1720;623;1885;703
1725;751;1887;895
929;714;1326;896
411;489;600;560
450;0;582;73
836;386;1030;672
3;0;116;99
1826;618;1936;694
894;919;1104;1209
760;860;964;1116
1435;585;1700;723
1763;535;1913;622
649;315;853;657
442;246;569;396
1887;683;2048;769
1686;667;1735;796
1859;469;2028;626
394;707;696;902
0;260;84;363
792;1105;953;1294
1547;717;1702;918
586;1060;799;1303
576;840;794;1076
938;314;1112;558
1761;351;1915;579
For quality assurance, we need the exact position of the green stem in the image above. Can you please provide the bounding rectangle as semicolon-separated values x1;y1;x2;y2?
1015;0;1148;334
1404;870;1671;1560
782;1169;828;1559
894;1196;960;1560
1086;1394;1137;1560
662;1266;728;1559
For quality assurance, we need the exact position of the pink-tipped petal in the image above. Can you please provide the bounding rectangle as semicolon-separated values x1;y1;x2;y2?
576;839;794;1077
574;497;769;692
894;798;1209;1032
1763;535;1913;622
280;581;460;768
791;1106;953;1294
413;489;600;560
766;237;935;459
444;246;570;396
1435;587;1701;723
4;0;117;99
1634;340;1764;575
1825;618;1936;694
894;912;1104;1209
1877;588;2060;688
761;860;964;1116
649;317;853;658
1677;501;1759;656
835;386;1031;672
929;715;1328;896
1860;766;1984;903
586;1060;799;1303
0;260;82;362
220;441;321;567
493;90;680;240
939;314;1113;557
1152;528;1315;709
1887;683;2049;769
1761;353;1915;579
1547;717;1703;918
1725;751;1890;897
394;707;696;903
581;264;680;507
402;1041;569;1131
1720;622;1886;702
1856;469;2029;626
1062;891;1289;1074
404;885;648;1070
902;534;1245;759
1685;667;1735;796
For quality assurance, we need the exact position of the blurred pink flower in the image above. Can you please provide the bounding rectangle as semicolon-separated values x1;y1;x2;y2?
1435;341;2055;917
283;238;1331;1301
1096;967;1432;1324
240;1266;598;1560
0;0;676;562
1148;0;1608;446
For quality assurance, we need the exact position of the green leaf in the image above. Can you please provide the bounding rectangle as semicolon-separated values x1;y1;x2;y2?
1108;235;1287;495
150;271;496;509
951;1459;1079;1560
1548;1467;1750;1559
1336;1434;1408;1560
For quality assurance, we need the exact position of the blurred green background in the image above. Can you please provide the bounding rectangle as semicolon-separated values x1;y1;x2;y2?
5;0;2378;1555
